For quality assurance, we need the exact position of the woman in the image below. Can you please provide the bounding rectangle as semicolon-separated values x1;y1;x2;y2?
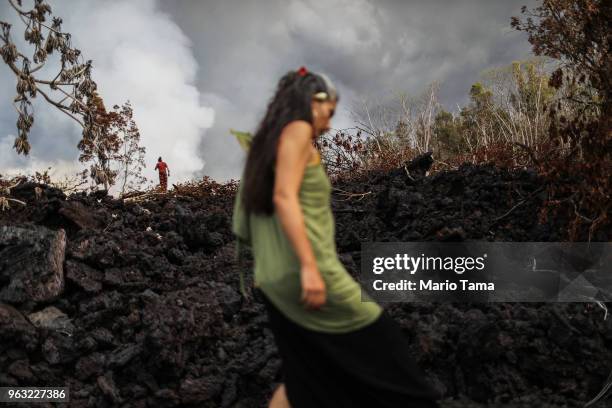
232;66;441;408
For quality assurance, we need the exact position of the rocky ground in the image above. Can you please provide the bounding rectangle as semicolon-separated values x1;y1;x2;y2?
0;158;610;407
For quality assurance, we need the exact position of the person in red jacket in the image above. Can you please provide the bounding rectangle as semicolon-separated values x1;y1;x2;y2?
154;157;170;191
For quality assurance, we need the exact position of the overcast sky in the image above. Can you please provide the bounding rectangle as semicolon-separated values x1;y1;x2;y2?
0;0;537;185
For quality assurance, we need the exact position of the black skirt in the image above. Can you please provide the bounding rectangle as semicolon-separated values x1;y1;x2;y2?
257;289;442;408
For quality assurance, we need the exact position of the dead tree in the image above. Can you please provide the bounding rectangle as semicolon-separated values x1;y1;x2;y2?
0;0;133;191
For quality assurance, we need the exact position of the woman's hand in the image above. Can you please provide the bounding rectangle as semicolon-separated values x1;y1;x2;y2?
300;263;326;310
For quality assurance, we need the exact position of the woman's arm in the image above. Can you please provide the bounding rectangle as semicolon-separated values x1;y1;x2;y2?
274;120;326;310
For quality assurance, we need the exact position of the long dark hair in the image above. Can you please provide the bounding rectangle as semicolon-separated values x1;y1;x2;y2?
242;68;340;215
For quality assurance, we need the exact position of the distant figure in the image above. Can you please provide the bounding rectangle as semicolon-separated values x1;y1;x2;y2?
154;157;170;192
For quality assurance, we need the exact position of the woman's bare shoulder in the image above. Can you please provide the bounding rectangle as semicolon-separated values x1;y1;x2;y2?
282;120;314;137
277;120;314;162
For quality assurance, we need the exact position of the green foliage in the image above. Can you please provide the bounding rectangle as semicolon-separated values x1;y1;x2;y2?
468;82;493;109
432;110;464;160
509;60;555;113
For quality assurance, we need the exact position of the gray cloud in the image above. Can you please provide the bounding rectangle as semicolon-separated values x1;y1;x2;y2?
0;0;214;189
1;0;538;183
161;0;537;181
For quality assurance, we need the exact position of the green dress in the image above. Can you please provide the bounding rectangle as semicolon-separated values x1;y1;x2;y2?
231;134;382;334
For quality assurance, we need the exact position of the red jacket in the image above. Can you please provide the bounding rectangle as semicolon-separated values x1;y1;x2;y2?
155;161;168;174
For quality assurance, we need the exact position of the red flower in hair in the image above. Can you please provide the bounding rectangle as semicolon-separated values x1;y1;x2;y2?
297;66;308;76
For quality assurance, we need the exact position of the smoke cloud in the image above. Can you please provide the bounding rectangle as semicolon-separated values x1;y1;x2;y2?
0;0;214;189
